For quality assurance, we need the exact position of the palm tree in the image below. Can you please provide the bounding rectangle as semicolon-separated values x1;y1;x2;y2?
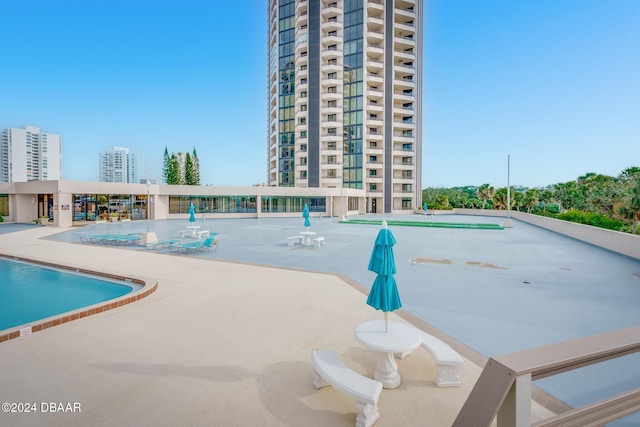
476;184;492;209
524;188;540;213
493;188;507;210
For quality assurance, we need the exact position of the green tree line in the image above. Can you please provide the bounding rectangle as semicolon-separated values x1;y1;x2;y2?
162;147;200;185
422;167;640;234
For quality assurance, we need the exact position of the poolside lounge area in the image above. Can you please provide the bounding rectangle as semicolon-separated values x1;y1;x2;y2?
1;214;639;426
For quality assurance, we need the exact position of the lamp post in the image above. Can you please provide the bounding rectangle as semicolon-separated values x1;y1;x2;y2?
141;179;158;245
146;179;151;232
504;154;514;228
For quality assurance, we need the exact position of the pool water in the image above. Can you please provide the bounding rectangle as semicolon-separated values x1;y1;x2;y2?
0;258;140;331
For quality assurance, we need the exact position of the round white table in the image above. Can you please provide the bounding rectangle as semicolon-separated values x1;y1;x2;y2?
185;225;200;238
354;319;421;389
299;231;316;246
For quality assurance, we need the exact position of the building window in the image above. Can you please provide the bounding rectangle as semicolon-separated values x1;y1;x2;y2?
327;100;337;107
328;72;337;79
327;114;337;121
369;184;377;191
327;141;337;150
327;58;337;65
300;170;307;179
327;169;337;178
402;143;413;151
327;155;337;164
328;30;337;36
369;169;377;176
402;170;413;179
402;198;412;209
300;78;307;84
402;130;413;137
402;184;412;192
300;144;307;152
301;104;307;111
402;156;412;165
301;91;307;98
327;128;337;136
300;157;307;165
300;131;307;138
300;64;307;71
328;44;337;51
299;117;306;125
369;155;377;163
327;86;337;93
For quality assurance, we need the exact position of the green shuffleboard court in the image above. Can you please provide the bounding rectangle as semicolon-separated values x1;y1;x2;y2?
340;218;504;230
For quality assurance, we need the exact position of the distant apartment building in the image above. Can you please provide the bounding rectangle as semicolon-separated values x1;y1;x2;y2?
0;125;63;182
267;0;423;213
99;146;138;183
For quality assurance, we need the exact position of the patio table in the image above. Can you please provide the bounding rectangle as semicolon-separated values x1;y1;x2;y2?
355;319;421;389
299;231;316;246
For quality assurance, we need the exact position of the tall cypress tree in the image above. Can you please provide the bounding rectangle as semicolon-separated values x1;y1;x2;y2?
162;147;171;184
184;152;194;185
191;148;200;185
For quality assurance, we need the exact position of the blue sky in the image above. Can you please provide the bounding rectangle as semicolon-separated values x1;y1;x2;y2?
1;1;638;189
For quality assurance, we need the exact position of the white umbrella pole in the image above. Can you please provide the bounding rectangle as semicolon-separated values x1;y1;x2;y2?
384;312;388;333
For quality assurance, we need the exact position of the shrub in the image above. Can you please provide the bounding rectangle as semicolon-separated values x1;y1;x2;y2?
556;210;623;231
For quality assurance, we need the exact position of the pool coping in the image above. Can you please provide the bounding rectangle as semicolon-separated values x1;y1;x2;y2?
0;254;158;343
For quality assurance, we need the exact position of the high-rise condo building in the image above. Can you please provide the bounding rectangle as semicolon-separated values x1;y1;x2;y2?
0;125;63;182
267;0;422;213
99;146;138;183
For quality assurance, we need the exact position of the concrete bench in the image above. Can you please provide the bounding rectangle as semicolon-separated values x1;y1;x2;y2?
313;236;325;247
287;236;303;246
397;331;463;387
312;349;382;427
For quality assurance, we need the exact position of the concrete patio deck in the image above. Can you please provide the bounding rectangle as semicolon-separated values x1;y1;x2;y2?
0;224;506;427
2;213;639;426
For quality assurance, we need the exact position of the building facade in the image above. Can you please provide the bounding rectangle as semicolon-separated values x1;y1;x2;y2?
267;0;422;213
99;146;138;183
0;125;63;182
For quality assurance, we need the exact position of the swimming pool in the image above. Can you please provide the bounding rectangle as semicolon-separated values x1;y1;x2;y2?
0;257;143;331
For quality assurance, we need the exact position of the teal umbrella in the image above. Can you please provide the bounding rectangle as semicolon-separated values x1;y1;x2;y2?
366;221;402;332
302;204;311;230
188;203;196;223
423;201;428;212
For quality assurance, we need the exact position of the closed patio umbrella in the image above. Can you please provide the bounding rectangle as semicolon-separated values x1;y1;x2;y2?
188;203;196;223
302;204;311;230
366;221;402;332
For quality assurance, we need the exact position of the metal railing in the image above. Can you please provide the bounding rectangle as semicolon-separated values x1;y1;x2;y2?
453;325;640;426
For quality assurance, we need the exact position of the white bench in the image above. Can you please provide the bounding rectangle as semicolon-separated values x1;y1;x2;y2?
287;236;303;246
196;229;210;239
397;331;463;387
312;349;382;427
313;236;325;247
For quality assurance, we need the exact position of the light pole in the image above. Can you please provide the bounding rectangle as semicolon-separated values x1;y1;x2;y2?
141;179;158;245
146;179;151;232
504;154;513;228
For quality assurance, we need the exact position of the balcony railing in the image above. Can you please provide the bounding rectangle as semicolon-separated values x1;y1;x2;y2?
454;325;640;427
